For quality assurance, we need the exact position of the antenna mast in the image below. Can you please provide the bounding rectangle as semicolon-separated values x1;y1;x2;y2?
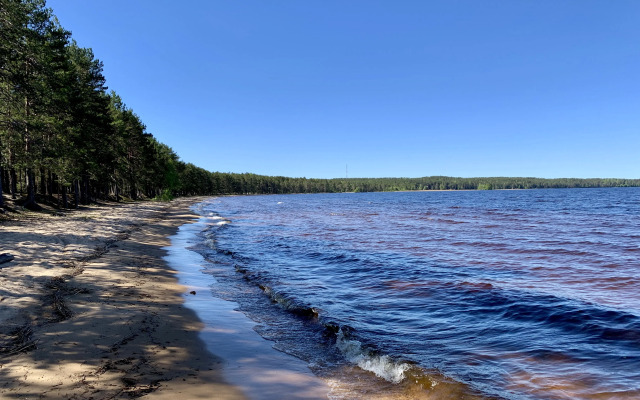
346;164;348;179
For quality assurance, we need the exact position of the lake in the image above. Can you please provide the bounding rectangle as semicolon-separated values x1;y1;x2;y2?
190;188;640;399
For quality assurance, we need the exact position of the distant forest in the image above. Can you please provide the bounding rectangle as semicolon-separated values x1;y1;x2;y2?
1;1;639;210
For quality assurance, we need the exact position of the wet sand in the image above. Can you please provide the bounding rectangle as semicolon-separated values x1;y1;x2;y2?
165;217;330;399
0;198;248;399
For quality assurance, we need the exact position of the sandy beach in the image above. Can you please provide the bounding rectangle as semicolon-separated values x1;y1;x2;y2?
0;198;248;399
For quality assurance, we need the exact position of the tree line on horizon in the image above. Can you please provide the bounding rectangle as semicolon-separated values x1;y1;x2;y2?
176;173;640;196
1;0;639;211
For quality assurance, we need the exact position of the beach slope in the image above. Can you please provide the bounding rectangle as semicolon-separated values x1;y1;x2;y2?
0;199;246;399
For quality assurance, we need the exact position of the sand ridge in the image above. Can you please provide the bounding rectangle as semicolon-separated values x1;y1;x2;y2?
0;198;246;399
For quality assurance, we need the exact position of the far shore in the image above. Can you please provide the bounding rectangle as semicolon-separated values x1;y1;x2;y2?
0;198;247;399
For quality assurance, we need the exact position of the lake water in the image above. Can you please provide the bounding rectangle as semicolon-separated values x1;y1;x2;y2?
189;188;640;399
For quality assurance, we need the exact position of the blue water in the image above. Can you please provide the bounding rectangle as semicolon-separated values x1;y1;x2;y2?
192;188;640;399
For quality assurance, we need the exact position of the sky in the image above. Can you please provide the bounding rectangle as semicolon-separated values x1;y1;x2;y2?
46;0;640;179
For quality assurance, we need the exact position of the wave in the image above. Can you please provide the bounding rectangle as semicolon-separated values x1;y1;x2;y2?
450;283;640;346
384;277;640;347
200;215;231;249
231;262;414;385
435;218;466;224
334;328;410;384
258;284;320;319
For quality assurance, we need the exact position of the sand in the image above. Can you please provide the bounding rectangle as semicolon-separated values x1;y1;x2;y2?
0;198;247;399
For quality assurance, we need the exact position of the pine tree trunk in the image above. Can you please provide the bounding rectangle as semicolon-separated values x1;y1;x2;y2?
62;184;68;209
24;168;40;210
48;171;54;196
40;168;46;196
0;166;4;207
74;180;79;208
10;168;17;199
1;167;6;199
82;175;89;204
80;176;86;204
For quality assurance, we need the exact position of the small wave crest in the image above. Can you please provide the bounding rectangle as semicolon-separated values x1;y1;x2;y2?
200;216;230;250
208;216;230;227
335;328;410;384
257;280;412;384
259;285;320;318
203;238;216;249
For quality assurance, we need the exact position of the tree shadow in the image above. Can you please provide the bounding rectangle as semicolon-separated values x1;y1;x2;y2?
0;202;246;399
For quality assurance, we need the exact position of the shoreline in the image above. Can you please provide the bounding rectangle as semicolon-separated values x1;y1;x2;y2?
164;214;330;399
0;198;246;399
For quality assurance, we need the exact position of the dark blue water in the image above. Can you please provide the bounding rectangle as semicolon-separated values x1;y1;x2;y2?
193;188;640;400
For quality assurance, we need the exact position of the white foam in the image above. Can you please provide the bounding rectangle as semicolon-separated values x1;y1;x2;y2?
335;329;410;384
204;216;230;227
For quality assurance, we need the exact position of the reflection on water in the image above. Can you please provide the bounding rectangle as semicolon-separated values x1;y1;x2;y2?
193;188;640;400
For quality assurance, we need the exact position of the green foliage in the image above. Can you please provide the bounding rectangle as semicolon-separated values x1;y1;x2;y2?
170;173;640;197
0;1;186;204
154;189;174;202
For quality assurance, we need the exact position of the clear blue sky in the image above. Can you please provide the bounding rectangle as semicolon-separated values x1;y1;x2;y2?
47;0;639;179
